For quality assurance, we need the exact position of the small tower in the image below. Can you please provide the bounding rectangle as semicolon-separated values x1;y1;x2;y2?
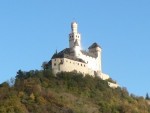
69;22;81;49
89;43;102;71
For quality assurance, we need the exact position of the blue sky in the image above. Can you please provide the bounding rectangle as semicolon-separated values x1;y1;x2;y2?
0;0;150;96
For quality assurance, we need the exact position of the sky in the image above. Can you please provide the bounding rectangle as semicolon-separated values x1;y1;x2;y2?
0;0;150;97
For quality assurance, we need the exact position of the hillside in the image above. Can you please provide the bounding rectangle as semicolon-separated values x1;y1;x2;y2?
0;69;150;113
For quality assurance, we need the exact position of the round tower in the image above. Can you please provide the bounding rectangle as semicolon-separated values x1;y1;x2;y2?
96;47;102;72
88;43;102;71
71;22;78;33
69;22;81;49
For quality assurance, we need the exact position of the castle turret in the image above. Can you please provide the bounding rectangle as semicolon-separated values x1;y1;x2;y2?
69;22;81;49
71;22;78;33
89;43;102;71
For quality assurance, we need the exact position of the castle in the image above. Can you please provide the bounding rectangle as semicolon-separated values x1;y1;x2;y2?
48;22;110;80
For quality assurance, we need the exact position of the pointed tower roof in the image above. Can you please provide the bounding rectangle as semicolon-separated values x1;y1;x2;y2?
74;39;79;46
88;42;101;49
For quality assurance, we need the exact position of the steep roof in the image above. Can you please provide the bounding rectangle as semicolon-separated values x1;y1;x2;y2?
88;43;101;49
74;39;79;46
81;50;96;58
51;48;86;63
51;48;71;59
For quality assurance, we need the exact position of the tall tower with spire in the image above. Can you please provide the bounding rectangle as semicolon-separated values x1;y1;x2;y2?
69;22;81;49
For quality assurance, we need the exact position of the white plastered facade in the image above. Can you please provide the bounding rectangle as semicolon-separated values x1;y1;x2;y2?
51;22;110;80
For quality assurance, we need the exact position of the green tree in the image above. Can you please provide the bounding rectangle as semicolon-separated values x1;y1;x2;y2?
145;93;150;100
42;61;49;70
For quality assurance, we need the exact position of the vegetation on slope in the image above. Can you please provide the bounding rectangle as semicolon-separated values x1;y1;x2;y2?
0;69;150;113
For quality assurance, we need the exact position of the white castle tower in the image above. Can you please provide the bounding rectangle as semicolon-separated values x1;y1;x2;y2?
69;22;102;72
69;22;81;49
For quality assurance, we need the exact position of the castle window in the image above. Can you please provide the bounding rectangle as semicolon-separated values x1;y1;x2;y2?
60;60;63;64
81;64;82;66
84;65;85;67
54;63;56;66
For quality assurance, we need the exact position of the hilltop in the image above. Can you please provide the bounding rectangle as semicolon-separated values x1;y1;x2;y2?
0;69;150;113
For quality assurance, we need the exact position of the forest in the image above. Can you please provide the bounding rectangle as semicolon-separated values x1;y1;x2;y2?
0;69;150;113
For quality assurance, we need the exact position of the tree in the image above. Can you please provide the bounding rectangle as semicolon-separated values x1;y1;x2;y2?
8;77;15;87
16;70;25;79
145;93;150;100
41;61;49;70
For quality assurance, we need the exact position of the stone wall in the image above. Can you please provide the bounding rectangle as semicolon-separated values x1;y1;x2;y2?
52;58;91;75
